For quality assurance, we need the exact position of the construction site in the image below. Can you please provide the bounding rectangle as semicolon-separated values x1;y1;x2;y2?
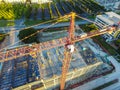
0;38;114;90
0;12;119;90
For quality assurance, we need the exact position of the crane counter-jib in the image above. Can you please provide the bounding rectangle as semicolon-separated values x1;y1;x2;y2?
0;37;67;62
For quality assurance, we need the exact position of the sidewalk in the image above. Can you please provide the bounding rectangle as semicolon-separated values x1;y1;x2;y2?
0;36;10;50
73;72;120;90
0;19;24;48
102;81;120;90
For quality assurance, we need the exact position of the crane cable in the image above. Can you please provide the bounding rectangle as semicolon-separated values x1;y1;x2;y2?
0;16;70;52
0;15;69;37
75;14;104;27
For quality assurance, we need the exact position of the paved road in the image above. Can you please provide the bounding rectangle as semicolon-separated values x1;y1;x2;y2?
0;20;91;32
102;56;120;90
34;20;91;29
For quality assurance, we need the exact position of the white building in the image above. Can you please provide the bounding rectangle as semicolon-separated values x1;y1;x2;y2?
95;12;120;42
96;0;120;11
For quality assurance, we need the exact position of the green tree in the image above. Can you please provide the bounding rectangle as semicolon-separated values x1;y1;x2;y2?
87;24;98;31
114;39;120;47
81;24;98;32
18;28;39;44
117;47;120;53
0;33;5;42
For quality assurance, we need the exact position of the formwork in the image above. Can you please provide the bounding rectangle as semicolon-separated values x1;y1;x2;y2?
0;40;113;90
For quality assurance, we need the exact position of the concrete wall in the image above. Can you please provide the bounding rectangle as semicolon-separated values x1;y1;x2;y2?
13;62;113;90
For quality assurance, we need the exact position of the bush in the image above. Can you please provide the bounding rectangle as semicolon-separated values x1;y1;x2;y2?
80;24;98;32
0;20;15;27
0;33;5;43
114;39;120;47
117;47;120;53
18;28;39;44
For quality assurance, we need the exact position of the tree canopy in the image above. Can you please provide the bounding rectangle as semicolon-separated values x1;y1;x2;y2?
80;24;98;32
114;39;120;47
0;33;5;43
18;28;38;44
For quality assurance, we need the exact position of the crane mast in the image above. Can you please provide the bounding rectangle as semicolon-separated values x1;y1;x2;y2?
60;12;75;90
60;12;117;90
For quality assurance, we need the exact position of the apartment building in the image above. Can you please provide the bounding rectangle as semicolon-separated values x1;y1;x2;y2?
96;0;120;11
95;12;120;42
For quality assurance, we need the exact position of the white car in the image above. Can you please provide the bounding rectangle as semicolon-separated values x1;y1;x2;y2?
79;33;87;38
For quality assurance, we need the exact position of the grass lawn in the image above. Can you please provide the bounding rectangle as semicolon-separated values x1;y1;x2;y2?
0;36;4;41
0;33;6;42
93;79;118;90
0;20;15;27
93;36;118;55
93;36;120;62
87;15;96;19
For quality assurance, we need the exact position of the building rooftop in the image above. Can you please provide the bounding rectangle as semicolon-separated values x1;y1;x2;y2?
96;0;120;10
97;12;120;25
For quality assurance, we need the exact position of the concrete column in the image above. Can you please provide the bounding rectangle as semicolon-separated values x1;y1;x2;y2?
54;78;56;88
41;80;47;89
